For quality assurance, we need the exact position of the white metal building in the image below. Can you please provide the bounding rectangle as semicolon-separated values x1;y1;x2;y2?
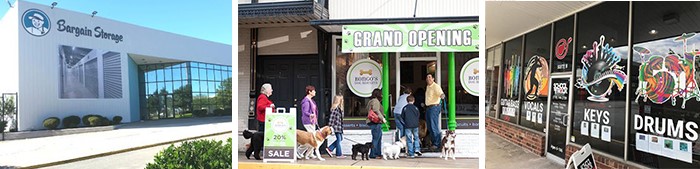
0;1;232;131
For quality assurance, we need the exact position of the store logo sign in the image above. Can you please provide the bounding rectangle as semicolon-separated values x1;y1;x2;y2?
21;9;124;43
347;59;382;97
461;58;479;96
575;35;627;102
555;37;572;60
553;82;568;100
22;9;50;37
523;55;549;100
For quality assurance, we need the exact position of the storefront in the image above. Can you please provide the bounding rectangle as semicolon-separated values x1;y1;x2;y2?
486;1;700;168
237;0;481;157
0;1;232;131
311;17;480;157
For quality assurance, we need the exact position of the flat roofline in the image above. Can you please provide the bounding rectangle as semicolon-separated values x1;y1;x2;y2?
310;16;478;26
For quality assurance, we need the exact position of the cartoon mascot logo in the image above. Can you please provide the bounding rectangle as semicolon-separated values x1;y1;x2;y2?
634;33;700;108
22;9;50;37
523;55;549;100
575;35;628;102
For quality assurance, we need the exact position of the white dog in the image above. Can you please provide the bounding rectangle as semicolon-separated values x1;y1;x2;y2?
382;137;406;160
440;130;457;160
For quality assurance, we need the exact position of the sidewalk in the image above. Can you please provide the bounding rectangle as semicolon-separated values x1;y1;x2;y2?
0;116;232;168
485;131;562;169
238;153;478;169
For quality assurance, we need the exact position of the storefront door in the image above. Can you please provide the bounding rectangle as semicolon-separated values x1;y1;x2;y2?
545;75;571;164
257;55;320;130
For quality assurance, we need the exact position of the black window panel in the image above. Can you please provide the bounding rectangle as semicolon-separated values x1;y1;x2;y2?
552;15;575;73
628;1;700;168
500;36;523;124
520;25;552;132
571;1;629;158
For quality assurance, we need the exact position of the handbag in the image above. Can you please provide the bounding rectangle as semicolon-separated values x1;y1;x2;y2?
367;108;382;124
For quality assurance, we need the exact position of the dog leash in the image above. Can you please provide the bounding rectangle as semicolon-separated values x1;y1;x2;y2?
343;136;363;144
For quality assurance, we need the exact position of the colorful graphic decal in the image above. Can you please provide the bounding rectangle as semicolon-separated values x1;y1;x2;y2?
575;35;628;102
504;54;521;98
555;37;573;60
523;55;549;100
634;33;700;109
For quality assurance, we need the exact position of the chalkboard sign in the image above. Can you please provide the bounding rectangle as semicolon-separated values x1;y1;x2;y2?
547;77;570;159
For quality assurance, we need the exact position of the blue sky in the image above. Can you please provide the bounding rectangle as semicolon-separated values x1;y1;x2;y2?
0;0;232;45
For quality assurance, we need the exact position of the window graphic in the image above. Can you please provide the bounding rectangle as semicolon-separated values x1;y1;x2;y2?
59;45;122;98
575;35;628;102
634;33;700;108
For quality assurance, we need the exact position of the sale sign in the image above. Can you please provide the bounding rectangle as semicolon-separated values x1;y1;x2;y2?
263;107;297;163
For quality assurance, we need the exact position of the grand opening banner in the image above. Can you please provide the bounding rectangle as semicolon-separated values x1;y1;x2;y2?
342;23;479;53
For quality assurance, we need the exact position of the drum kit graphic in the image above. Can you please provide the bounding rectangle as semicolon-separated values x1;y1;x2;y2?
634;33;700;109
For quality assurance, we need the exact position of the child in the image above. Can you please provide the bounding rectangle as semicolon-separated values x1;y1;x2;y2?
401;95;421;158
327;95;347;158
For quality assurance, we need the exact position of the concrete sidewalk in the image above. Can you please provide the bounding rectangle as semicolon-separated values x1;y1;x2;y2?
0;116;232;168
45;133;231;169
238;153;478;169
485;131;562;169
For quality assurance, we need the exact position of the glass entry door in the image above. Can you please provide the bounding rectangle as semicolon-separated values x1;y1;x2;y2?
546;75;571;164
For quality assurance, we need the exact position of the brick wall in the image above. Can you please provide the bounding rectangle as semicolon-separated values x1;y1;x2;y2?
486;116;546;156
565;145;641;169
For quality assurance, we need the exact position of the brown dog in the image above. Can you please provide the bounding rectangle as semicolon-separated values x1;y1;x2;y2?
296;126;334;161
419;119;432;148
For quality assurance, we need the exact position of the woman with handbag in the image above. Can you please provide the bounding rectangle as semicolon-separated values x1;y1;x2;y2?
367;88;386;159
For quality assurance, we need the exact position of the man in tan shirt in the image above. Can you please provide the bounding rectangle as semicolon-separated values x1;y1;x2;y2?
425;74;444;150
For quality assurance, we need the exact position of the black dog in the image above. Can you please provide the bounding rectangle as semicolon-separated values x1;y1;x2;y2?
243;130;264;160
351;142;373;160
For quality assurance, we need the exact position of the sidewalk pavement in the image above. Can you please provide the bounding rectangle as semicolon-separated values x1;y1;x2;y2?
485;131;563;169
0;116;232;168
238;153;478;169
44;133;231;169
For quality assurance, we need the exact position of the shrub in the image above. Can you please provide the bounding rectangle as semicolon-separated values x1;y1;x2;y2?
113;116;123;124
62;116;81;128
213;109;225;116
0;121;7;133
87;116;103;127
43;117;60;129
193;109;207;117
146;138;232;169
224;108;232;116
82;114;98;126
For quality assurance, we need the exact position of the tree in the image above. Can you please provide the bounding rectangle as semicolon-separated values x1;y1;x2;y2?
173;84;193;112
214;78;232;108
0;96;16;132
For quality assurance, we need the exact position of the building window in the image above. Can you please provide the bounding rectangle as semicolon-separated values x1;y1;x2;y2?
139;62;231;120
440;52;479;117
499;36;523;124
486;45;502;117
334;46;395;124
552;15;575;73
519;25;552;132
628;2;700;168
571;1;629;158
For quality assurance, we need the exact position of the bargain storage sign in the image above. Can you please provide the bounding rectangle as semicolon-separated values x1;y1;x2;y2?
342;23;479;53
